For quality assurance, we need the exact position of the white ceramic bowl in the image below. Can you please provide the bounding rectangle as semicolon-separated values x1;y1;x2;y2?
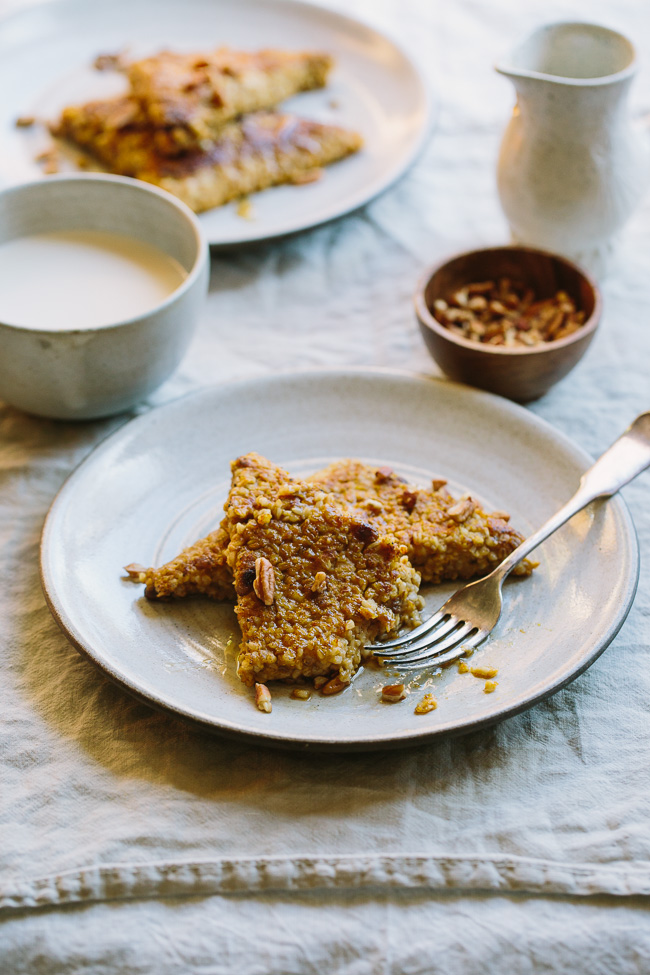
0;174;209;420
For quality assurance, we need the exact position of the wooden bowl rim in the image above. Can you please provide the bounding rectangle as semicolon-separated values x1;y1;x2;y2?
415;245;602;357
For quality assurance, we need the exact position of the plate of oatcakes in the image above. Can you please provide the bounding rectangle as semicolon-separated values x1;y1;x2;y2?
0;0;432;245
40;370;639;751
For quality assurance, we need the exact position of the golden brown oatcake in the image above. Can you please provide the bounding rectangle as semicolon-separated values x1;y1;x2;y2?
308;460;535;583
126;453;293;600
127;47;334;151
51;103;362;213
227;480;423;686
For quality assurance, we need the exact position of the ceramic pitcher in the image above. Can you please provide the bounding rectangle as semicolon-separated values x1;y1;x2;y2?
496;22;649;275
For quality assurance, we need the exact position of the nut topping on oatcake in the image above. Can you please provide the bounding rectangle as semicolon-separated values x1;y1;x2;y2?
227;478;422;686
308;459;535;583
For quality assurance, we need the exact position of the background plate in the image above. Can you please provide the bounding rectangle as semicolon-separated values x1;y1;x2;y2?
41;370;639;751
0;0;432;245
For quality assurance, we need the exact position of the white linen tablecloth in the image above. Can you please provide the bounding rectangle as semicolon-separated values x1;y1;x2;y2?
2;0;650;971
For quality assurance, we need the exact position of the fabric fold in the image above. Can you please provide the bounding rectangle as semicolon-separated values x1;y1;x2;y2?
4;853;650;913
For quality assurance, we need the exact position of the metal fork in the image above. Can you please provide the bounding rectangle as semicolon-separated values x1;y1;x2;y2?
371;412;650;671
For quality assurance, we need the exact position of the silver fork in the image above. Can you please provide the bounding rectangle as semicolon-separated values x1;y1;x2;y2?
371;412;650;671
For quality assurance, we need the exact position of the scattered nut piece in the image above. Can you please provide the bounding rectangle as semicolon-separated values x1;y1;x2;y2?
253;557;275;605
93;51;125;71
313;676;328;689
15;115;36;128
35;147;59;174
321;674;350;695
414;693;437;714
291;687;312;700
311;570;327;593
381;683;407;703
457;661;469;674
123;563;146;578
484;680;498;694
255;683;272;712
431;478;447;492
471;666;499;679
236;198;255;220
490;510;511;522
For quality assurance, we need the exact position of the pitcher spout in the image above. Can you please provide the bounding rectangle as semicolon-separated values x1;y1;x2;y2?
496;21;636;87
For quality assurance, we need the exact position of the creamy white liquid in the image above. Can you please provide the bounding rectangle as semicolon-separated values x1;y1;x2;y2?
0;230;187;330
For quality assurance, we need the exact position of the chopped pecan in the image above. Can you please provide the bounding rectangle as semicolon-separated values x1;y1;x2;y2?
311;571;327;593
374;466;407;485
351;521;379;545
414;693;437;714
93;51;125;71
253;557;275;605
255;683;272;712
321;674;350;695
401;489;419;513
447;498;476;523
381;683;407;703
471;666;498;679
123;562;146;578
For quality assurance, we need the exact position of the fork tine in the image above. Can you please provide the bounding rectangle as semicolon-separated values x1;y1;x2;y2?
390;627;488;671
374;614;460;658
367;608;447;651
391;642;470;672
381;620;476;666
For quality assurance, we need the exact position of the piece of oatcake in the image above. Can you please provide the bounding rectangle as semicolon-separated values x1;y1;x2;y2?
126;453;292;601
227;480;423;686
308;459;535;583
127;47;334;151
52;103;362;213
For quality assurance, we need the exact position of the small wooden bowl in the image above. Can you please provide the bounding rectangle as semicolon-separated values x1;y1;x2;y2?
415;246;601;402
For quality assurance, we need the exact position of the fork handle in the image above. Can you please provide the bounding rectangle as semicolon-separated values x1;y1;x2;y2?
494;411;650;579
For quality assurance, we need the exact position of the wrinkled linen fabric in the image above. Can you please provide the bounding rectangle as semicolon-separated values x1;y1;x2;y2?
2;0;650;971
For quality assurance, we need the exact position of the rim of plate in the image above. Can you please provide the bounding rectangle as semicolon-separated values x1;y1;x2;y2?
40;368;640;751
0;0;435;247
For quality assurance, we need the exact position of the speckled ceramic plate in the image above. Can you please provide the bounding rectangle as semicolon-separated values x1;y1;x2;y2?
40;370;639;751
0;0;432;246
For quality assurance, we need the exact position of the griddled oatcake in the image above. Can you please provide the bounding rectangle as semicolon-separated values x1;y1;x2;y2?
127;47;334;151
226;481;423;686
129;453;533;602
52;103;363;213
308;460;534;583
126;453;292;600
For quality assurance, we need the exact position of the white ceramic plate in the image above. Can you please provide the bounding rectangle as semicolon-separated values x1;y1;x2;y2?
41;370;639;751
0;0;431;246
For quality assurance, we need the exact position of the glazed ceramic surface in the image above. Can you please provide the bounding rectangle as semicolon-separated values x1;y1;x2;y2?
40;370;639;751
0;175;208;420
496;22;649;275
0;0;432;246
